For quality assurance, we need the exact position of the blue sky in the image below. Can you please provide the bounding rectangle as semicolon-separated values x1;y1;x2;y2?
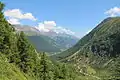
2;0;120;38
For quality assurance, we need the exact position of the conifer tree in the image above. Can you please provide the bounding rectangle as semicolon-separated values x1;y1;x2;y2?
17;31;36;73
39;52;50;80
0;2;19;64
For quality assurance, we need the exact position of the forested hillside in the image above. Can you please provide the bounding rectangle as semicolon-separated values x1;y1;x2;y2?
0;2;81;80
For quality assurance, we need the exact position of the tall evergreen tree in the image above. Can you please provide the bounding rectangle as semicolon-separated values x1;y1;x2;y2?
17;31;36;73
0;1;19;64
39;52;50;80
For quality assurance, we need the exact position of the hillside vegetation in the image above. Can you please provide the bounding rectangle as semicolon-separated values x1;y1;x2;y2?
52;17;120;80
0;2;82;80
1;2;120;80
53;17;120;59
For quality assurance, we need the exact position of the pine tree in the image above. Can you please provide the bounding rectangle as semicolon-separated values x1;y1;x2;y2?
39;52;48;80
38;52;54;80
0;2;19;64
17;31;36;73
0;2;5;12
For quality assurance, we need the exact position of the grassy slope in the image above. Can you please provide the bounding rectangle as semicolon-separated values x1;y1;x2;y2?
0;53;34;80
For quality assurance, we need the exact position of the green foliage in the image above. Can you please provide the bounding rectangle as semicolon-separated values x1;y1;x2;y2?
16;31;36;74
38;53;51;80
0;2;5;12
0;53;34;80
1;2;120;80
108;57;120;80
53;17;120;60
0;2;82;80
52;17;120;80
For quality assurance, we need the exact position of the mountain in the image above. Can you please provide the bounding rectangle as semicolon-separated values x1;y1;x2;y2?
1;1;120;79
51;34;78;49
13;25;41;36
27;35;61;52
52;17;120;79
0;3;82;80
52;17;119;60
13;25;79;52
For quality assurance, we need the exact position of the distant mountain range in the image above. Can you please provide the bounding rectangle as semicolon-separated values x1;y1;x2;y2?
13;25;79;52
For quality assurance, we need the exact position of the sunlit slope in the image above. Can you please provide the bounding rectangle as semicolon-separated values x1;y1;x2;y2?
53;17;120;61
0;53;34;80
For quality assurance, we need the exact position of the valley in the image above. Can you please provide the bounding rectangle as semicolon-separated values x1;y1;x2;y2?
0;1;120;80
13;25;79;54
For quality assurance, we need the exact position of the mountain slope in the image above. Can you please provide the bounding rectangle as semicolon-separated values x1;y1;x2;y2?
2;2;120;79
13;25;79;52
51;17;120;79
51;35;79;50
52;17;120;60
0;2;84;80
0;53;34;80
27;35;61;52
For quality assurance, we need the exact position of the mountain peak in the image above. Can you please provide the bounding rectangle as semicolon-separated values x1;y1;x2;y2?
53;17;120;61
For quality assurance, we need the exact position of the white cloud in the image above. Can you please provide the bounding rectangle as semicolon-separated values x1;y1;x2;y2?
35;21;56;32
35;21;75;35
7;18;20;24
43;21;56;30
4;9;37;21
53;26;75;35
105;7;120;17
36;23;50;32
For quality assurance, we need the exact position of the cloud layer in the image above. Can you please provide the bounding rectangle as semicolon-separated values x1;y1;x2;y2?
35;21;75;35
4;9;37;21
35;21;56;32
7;18;20;24
4;9;75;36
105;7;120;17
4;9;37;24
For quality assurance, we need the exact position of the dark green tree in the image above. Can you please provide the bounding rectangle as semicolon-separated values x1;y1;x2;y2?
39;52;50;80
17;31;36;73
0;2;5;12
0;1;19;64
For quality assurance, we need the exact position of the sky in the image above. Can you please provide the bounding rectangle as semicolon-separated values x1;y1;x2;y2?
2;0;120;38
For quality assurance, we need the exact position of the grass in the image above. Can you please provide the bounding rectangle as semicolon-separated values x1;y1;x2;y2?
0;53;34;80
